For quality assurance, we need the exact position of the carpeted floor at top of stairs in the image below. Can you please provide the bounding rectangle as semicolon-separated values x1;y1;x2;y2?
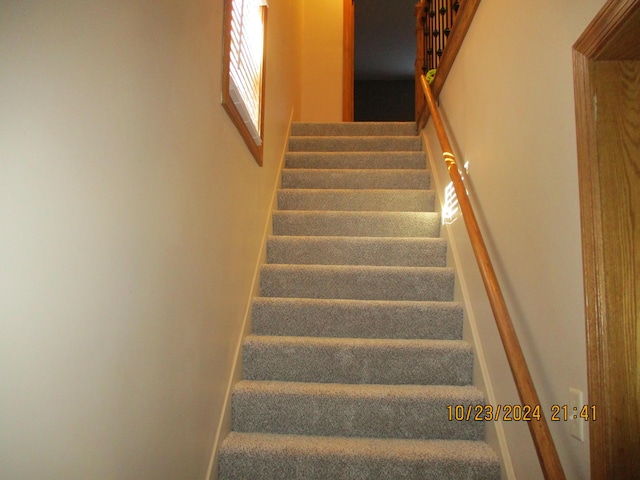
218;121;500;480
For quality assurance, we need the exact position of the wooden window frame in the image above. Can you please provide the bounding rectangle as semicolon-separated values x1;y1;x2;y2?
221;0;268;166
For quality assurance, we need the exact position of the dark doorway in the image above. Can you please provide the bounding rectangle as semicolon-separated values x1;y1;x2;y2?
354;0;416;121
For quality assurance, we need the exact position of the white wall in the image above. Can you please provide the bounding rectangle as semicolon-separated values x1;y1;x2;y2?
300;0;344;121
0;1;302;479
422;0;606;478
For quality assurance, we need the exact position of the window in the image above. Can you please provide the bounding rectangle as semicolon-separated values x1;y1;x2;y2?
222;0;268;165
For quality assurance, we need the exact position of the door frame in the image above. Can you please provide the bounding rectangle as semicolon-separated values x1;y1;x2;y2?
573;0;640;477
343;0;354;121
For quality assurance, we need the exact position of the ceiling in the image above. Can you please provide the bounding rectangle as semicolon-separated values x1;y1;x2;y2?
354;0;417;81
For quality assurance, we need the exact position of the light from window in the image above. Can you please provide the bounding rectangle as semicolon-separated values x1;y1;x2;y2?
222;0;268;165
443;161;469;225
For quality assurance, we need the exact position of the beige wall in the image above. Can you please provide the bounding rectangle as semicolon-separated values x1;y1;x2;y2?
422;0;606;478
1;0;608;477
300;0;344;121
0;1;302;479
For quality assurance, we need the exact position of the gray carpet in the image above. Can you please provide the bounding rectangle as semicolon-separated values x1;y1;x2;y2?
218;122;500;479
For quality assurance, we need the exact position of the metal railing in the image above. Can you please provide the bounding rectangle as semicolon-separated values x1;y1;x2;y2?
414;0;481;126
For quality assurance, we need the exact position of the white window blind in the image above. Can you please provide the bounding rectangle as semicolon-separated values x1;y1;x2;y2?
228;0;267;146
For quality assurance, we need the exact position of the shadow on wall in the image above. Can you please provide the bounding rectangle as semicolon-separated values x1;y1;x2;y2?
354;79;415;121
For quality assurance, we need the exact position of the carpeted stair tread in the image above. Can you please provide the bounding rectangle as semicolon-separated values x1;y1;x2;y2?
277;188;435;212
289;135;422;152
260;264;455;301
272;210;441;237
281;168;430;190
285;151;426;170
219;122;499;478
291;121;418;137
266;236;447;267
242;335;472;385
219;433;500;480
232;380;485;440
251;297;463;340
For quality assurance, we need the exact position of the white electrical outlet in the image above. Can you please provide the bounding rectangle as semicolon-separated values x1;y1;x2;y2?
569;388;584;442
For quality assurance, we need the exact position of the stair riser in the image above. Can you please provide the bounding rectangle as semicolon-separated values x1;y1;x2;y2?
291;122;418;137
251;298;464;340
272;211;441;238
260;266;454;302
281;169;430;190
219;444;498;480
243;338;472;385
219;433;501;480
266;237;447;267
285;152;426;169
277;189;435;212
232;386;484;440
289;136;422;152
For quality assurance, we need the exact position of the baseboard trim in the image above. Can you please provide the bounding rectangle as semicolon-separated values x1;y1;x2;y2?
204;110;295;480
421;129;515;480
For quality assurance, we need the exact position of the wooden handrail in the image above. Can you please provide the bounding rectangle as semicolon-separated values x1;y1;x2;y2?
419;74;567;480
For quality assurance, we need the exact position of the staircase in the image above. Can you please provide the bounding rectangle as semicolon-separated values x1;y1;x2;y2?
218;122;500;479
